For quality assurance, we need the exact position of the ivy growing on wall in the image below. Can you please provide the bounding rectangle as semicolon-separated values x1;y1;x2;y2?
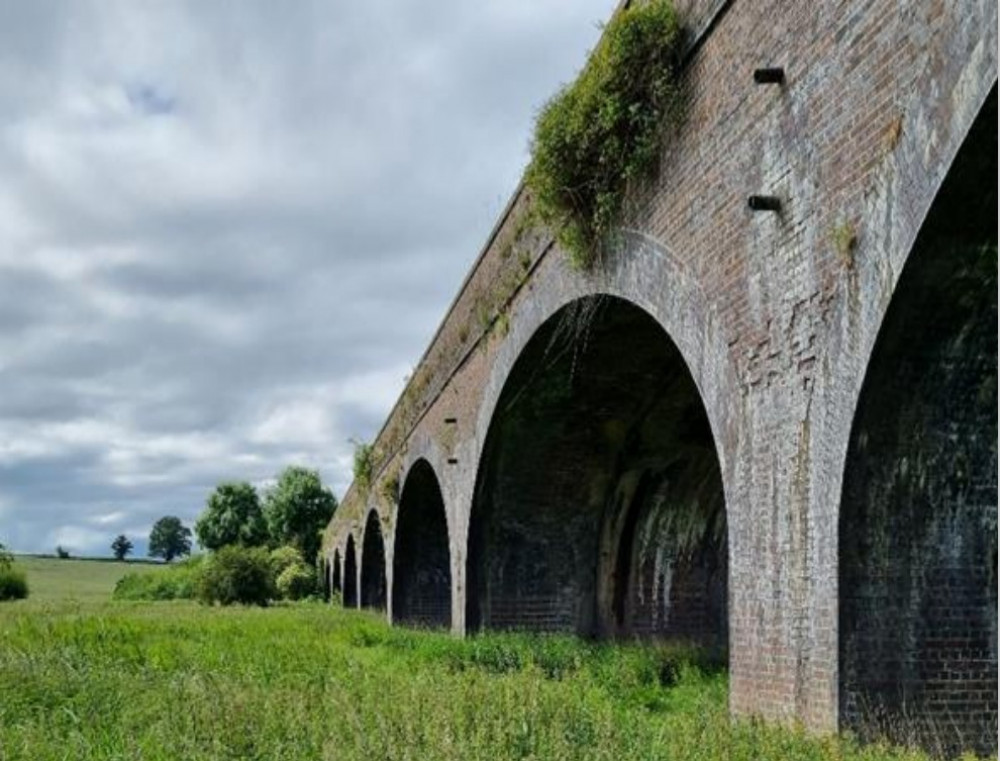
526;0;683;269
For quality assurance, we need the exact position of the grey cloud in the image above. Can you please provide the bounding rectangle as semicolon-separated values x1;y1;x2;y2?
0;0;613;555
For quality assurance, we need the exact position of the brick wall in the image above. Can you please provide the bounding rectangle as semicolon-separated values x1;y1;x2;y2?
324;0;997;745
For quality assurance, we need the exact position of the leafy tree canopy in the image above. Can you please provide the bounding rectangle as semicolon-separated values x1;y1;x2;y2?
148;516;192;563
111;534;133;561
195;481;268;551
263;466;337;565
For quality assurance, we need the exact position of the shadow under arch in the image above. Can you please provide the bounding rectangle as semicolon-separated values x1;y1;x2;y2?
837;87;997;757
332;549;342;596
465;294;727;651
392;458;452;628
360;510;387;611
343;535;358;608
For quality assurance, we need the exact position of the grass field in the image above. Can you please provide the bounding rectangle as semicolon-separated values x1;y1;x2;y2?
11;555;165;604
0;557;989;760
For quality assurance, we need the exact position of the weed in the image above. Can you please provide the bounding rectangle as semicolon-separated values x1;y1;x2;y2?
379;470;400;506
884;114;904;153
526;0;683;269
351;440;375;494
831;220;859;269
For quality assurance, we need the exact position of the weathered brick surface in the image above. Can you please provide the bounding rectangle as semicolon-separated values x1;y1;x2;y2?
323;0;997;742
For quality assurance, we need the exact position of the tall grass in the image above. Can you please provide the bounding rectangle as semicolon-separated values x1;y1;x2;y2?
0;600;979;761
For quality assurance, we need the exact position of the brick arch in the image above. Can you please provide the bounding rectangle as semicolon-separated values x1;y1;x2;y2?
465;280;731;650
459;232;738;639
471;231;735;477
360;509;387;611
392;457;452;628
835;86;997;756
343;534;358;608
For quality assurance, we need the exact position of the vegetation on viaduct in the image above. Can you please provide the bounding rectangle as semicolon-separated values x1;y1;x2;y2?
323;0;998;755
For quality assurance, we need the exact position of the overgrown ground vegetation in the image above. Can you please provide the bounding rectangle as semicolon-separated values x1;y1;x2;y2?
2;561;987;761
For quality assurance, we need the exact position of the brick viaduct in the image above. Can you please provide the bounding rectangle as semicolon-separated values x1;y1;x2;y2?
321;0;997;752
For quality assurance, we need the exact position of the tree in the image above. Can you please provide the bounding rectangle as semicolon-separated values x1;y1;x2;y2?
148;516;192;562
195;482;268;551
111;534;133;561
263;466;338;565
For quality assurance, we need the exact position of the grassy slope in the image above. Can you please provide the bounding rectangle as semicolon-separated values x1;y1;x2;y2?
12;555;165;604
0;559;989;761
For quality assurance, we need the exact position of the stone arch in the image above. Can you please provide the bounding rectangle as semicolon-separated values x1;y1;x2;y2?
465;293;728;650
343;535;358;608
360;509;387;611
392;458;452;628
837;88;997;756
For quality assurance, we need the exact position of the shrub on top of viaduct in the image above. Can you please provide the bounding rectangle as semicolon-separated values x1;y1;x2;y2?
320;0;997;754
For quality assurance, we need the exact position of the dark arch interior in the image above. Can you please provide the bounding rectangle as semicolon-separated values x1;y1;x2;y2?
343;535;358;608
332;549;342;595
361;511;387;611
838;87;997;757
392;460;452;628
466;295;727;652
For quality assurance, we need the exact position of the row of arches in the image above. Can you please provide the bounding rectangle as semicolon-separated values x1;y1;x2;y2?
331;89;996;754
338;460;453;628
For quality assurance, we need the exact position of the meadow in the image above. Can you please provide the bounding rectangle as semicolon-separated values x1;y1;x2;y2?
0;558;987;760
8;555;163;604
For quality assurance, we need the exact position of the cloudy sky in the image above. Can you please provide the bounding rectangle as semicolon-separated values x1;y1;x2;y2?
0;1;614;556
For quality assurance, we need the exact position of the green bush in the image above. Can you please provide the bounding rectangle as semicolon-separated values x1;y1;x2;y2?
275;562;318;601
197;546;274;607
0;566;28;601
112;558;203;601
526;0;682;268
269;545;304;579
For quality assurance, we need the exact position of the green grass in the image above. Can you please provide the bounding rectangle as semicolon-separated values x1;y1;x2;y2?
12;555;167;604
0;559;990;760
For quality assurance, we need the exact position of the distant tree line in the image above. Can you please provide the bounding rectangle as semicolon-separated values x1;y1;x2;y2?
111;466;338;606
108;465;337;568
